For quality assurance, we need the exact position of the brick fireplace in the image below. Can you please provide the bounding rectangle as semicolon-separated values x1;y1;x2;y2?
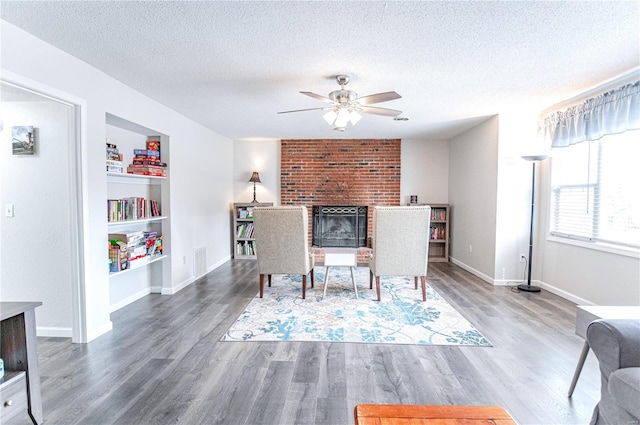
281;139;401;258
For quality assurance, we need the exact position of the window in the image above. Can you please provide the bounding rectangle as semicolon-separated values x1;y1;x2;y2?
550;130;640;249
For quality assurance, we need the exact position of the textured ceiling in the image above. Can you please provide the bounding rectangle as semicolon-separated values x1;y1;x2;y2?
2;1;639;141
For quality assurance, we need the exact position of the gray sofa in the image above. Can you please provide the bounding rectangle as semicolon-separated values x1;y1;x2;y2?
587;319;640;425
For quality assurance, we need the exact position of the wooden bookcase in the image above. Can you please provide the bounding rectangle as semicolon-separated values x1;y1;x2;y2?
427;204;450;263
233;202;272;259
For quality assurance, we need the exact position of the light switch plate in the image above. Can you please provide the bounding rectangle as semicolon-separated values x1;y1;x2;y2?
5;204;14;217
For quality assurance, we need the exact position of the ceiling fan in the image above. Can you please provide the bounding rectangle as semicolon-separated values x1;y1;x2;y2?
278;75;402;131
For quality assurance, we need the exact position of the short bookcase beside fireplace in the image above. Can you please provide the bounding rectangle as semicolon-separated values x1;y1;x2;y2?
233;202;273;259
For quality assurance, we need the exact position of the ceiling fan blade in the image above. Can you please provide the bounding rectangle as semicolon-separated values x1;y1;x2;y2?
300;91;334;104
360;105;403;117
277;107;332;114
357;91;401;105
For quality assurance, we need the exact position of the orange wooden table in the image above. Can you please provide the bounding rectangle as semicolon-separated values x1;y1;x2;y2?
354;404;517;424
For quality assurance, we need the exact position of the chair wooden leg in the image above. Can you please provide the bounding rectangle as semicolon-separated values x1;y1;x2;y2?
302;275;307;299
268;274;272;287
414;276;418;290
310;269;314;288
370;270;373;289
259;274;264;298
421;276;427;302
376;276;381;301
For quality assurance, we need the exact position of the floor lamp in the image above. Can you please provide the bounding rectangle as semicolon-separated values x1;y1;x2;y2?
518;154;548;292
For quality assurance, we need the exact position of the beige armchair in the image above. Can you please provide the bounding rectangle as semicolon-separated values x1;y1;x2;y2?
252;206;315;299
368;205;431;301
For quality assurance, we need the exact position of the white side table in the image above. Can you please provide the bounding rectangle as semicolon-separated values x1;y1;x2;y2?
568;305;640;396
322;248;358;299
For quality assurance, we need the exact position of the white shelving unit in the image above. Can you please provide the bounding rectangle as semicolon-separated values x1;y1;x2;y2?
106;114;171;311
108;216;168;227
108;254;168;277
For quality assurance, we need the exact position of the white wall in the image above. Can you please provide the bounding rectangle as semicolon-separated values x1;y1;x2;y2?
0;95;75;335
494;110;544;284
536;159;640;305
232;139;449;207
448;116;499;282
233;139;280;205
2;21;234;341
400;139;449;205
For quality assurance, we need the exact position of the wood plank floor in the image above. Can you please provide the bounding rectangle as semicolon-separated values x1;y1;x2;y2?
8;261;601;425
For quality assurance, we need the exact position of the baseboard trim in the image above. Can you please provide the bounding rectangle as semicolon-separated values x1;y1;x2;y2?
110;288;152;313
537;281;595;306
449;257;596;305
449;257;494;285
36;326;72;338
159;255;232;295
86;320;113;343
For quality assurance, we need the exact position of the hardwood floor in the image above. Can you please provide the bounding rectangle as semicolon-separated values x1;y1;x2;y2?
9;261;600;425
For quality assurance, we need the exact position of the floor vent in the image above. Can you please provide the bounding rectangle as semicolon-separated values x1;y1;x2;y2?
194;246;207;278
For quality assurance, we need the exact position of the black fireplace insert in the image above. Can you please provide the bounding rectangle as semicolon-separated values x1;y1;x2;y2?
312;205;368;248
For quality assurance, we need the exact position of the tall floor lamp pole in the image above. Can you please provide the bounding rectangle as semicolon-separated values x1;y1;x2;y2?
518;155;548;293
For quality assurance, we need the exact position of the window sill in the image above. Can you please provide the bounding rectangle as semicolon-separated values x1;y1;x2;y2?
546;235;640;259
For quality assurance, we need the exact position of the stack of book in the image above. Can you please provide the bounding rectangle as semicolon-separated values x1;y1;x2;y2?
106;141;124;173
127;137;166;177
145;231;163;257
108;240;128;272
109;230;147;268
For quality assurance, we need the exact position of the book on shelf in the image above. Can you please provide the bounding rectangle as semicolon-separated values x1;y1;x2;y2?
127;164;166;177
109;230;163;271
126;140;166;176
106;141;123;161
133;149;160;158
429;225;446;240
106;141;124;171
430;209;446;221
236;240;257;256
107;197;161;222
236;223;254;238
146;137;161;161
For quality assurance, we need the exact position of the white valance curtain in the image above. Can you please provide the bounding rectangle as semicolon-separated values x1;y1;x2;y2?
540;81;640;148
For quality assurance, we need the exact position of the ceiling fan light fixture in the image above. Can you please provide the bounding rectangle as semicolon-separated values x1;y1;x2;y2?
349;110;362;125
334;108;351;128
278;75;402;131
323;109;338;125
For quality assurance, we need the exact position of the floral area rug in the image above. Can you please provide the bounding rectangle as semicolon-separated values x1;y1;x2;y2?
222;267;491;346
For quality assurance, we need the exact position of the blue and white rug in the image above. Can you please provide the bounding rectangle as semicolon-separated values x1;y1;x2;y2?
223;267;491;346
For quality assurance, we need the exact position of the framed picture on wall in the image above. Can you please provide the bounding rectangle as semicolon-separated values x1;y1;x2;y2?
12;125;35;155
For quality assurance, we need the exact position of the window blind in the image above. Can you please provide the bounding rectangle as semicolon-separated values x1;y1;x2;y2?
550;132;640;248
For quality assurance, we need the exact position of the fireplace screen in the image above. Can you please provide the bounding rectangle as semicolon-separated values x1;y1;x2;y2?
312;206;368;248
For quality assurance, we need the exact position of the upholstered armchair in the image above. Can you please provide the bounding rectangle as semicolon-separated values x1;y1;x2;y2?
587;319;640;425
368;205;431;301
252;206;315;299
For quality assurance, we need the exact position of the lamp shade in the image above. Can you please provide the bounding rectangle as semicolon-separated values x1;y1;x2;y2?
521;154;549;162
248;171;261;183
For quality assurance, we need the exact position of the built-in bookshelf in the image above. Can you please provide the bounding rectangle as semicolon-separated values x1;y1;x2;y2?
233;202;272;259
427;204;449;263
106;113;171;311
107;172;167;275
